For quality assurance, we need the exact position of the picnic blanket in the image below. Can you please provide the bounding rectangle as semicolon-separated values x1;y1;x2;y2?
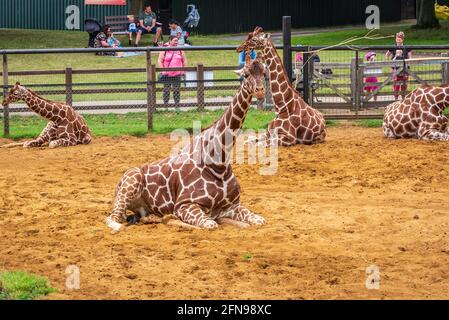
112;52;145;58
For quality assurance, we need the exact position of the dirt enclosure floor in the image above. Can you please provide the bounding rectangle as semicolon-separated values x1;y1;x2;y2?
1;125;449;300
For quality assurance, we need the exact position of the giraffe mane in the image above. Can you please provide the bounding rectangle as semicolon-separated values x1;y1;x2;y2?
27;87;64;104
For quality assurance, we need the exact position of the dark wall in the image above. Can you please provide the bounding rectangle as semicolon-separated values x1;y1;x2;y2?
173;0;403;34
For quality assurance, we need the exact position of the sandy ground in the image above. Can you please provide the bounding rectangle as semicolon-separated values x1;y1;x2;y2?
0;125;448;300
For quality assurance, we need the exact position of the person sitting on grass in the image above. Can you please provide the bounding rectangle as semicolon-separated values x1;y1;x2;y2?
107;32;122;48
135;4;163;47
168;19;185;46
94;25;116;56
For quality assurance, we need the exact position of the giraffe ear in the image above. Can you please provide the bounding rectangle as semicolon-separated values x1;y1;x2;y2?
253;26;263;35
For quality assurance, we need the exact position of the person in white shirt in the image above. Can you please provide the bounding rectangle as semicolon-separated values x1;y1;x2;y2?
168;19;185;46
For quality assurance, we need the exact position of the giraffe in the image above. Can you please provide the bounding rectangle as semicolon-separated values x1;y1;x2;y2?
1;82;92;148
236;27;326;147
105;53;267;232
383;85;449;140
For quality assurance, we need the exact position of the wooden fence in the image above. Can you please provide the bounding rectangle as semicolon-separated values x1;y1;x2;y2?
2;45;449;136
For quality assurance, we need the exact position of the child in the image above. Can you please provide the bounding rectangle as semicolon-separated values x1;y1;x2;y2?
107;32;121;48
364;52;382;101
168;19;185;46
127;15;139;46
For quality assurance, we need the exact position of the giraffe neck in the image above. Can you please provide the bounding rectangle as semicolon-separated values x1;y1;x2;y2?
263;39;296;112
219;85;252;132
22;90;62;122
200;84;253;167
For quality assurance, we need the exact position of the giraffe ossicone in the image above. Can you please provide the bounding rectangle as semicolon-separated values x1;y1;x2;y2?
383;85;449;141
106;53;267;231
2;82;92;148
237;27;327;147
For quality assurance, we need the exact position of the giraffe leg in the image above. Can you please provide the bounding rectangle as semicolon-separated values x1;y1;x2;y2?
49;124;78;148
23;122;57;148
417;124;449;141
174;203;218;229
279;134;296;146
81;133;92;145
220;204;266;226
49;135;78;148
105;167;144;232
382;123;397;139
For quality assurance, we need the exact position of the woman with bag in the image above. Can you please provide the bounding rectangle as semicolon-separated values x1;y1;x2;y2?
158;36;187;106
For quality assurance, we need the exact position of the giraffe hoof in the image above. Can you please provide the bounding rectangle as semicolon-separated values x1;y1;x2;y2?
248;215;266;226
201;219;219;229
49;141;58;148
106;217;123;232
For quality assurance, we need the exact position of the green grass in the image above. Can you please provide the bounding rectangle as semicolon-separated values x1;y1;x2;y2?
294;21;449;46
355;119;384;128
2;109;278;139
1;111;342;140
0;271;56;300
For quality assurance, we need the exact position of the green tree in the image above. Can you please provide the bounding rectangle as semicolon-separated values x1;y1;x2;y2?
414;0;440;28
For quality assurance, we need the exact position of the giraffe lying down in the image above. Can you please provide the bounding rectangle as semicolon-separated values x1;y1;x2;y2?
237;27;327;147
383;85;449;140
106;53;267;231
1;82;92;148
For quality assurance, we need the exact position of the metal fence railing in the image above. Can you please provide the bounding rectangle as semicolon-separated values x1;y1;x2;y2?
1;45;449;136
292;45;449;120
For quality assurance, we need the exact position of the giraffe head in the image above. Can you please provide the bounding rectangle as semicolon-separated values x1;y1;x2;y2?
2;82;28;106
236;26;271;54
235;52;266;100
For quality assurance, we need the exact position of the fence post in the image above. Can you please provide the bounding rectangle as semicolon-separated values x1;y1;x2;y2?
442;53;449;85
282;16;292;83
356;53;364;115
302;48;312;105
65;67;73;106
350;57;361;113
2;54;9;136
147;63;156;132
197;64;204;111
145;50;156;131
